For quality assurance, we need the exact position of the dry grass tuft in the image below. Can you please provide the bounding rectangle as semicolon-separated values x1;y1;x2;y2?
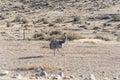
67;32;83;41
0;14;5;20
55;17;64;23
73;39;103;44
15;64;69;72
42;18;52;24
116;36;120;41
48;30;64;40
83;41;97;44
111;16;120;22
6;21;11;27
50;30;63;35
73;16;80;22
33;32;48;40
13;15;28;24
94;36;110;41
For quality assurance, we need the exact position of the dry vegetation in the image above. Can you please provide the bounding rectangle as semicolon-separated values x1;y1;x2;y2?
0;0;120;80
0;0;120;41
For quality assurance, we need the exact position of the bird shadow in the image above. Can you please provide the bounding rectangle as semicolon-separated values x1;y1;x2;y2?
18;55;44;60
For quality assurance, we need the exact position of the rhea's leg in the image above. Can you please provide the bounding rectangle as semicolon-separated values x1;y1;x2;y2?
54;49;56;56
57;49;64;56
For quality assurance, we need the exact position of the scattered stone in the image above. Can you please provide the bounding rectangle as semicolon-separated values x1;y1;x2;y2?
89;74;96;80
83;77;89;80
93;27;101;30
103;77;111;80
12;74;23;79
58;72;64;78
85;22;91;25
80;74;84;78
53;74;62;80
0;70;9;76
118;75;120;78
29;74;38;79
83;74;96;80
103;23;112;26
102;16;111;20
69;75;74;78
113;77;118;80
48;74;54;79
29;76;36;79
49;72;65;80
39;69;48;78
79;25;87;29
117;24;120;29
63;76;71;80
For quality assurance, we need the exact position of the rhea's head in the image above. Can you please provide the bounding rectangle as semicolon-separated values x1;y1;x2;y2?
64;32;67;37
63;32;67;42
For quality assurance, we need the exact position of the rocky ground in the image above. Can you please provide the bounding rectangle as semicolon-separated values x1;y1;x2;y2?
0;40;120;80
0;0;120;41
0;0;120;80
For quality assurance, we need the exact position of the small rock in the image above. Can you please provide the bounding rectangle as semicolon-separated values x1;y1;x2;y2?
103;77;110;80
0;70;9;76
80;74;84;78
113;77;118;80
103;23;112;26
58;72;64;77
117;24;120;29
70;75;74;78
63;76;71;79
118;75;120;78
89;74;96;80
29;76;36;79
83;74;96;80
93;27;101;30
29;74;38;79
53;74;62;80
39;69;48;78
79;25;87;29
12;74;22;79
48;74;55;79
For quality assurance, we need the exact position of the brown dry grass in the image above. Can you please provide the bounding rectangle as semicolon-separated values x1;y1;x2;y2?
15;64;69;73
67;32;84;41
111;16;120;22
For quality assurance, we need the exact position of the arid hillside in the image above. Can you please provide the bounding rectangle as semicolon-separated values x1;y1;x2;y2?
0;1;120;80
0;0;120;41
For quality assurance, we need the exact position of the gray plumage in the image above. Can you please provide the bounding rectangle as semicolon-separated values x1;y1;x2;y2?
50;33;67;56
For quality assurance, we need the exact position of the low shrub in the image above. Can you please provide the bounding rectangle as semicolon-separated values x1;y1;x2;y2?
111;16;120;22
6;22;11;27
73;16;80;22
0;15;5;20
116;36;120;41
95;36;110;41
55;17;64;23
67;33;82;41
42;18;52;24
13;15;28;24
50;30;63;35
33;32;47;40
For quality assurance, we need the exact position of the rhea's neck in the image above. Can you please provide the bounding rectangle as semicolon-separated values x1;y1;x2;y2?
63;34;67;42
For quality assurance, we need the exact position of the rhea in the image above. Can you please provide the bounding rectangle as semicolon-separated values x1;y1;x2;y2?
49;33;67;56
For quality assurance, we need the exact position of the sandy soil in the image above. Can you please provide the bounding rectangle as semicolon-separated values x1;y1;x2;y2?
0;0;120;80
0;40;120;80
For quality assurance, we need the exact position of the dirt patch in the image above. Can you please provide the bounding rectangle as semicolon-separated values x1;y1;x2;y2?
0;40;120;80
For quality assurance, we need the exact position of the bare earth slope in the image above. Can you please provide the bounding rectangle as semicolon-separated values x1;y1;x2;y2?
0;0;120;40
